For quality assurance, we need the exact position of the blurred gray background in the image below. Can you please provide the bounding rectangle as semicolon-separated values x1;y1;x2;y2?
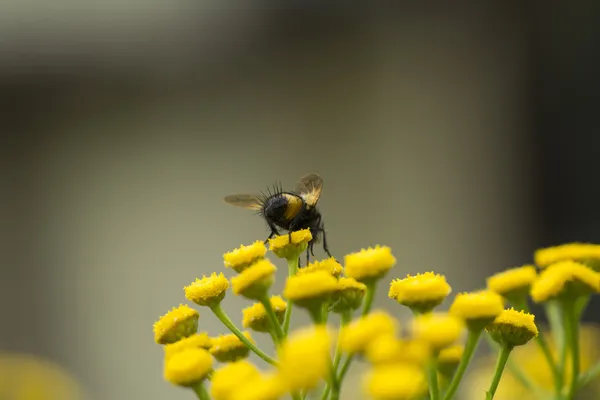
2;2;599;399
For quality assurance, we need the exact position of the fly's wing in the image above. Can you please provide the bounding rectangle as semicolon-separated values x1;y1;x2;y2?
224;194;263;211
294;173;323;207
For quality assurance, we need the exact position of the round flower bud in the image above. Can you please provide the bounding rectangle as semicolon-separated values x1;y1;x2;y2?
437;345;464;378
486;308;538;347
153;304;199;345
486;265;537;302
363;363;427;400
344;246;396;282
164;333;212;360
283;271;338;322
411;312;464;351
297;257;343;278
530;260;600;303
242;296;287;333
211;360;260;400
268;229;312;260
224;241;267;273
231;259;277;300
184;273;229;307
535;242;600;270
449;290;504;331
331;277;367;313
210;332;254;362
339;310;399;354
389;272;452;314
163;348;212;387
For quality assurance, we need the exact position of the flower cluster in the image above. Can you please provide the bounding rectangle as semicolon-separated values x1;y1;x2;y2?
152;234;600;400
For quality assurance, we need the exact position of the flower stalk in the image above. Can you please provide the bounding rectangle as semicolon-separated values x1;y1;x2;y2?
443;329;482;400
486;344;512;400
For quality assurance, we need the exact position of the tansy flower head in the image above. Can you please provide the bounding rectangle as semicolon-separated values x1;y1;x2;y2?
449;290;504;331
297;257;343;278
363;363;427;400
339;310;399;354
231;372;288;400
184;273;229;307
438;344;464;377
278;325;333;391
242;296;287;333
486;308;538;347
535;242;600;270
164;333;212;359
331;277;367;313
487;265;537;301
224;241;267;273
163;348;212;387
411;312;464;350
365;336;430;366
283;271;338;321
231;259;277;300
153;304;199;345
210;332;254;362
344;246;396;282
530;260;600;303
389;272;452;313
211;360;260;400
269;229;312;260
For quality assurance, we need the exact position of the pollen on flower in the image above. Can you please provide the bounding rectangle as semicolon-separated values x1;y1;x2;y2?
535;243;600;268
278;326;333;391
153;304;199;345
211;360;260;400
449;290;504;328
486;308;538;347
530;260;600;303
411;312;464;350
184;272;229;307
242;296;287;333
363;363;427;400
296;257;343;278
210;332;254;362
164;333;212;359
163;348;212;387
487;265;537;299
268;229;312;259
344;245;396;282
331;277;367;312
223;241;267;273
231;259;277;299
339;310;399;354
283;271;339;307
389;272;452;313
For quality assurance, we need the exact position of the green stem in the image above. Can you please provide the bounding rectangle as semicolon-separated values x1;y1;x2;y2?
259;295;285;343
546;300;566;395
283;257;299;336
191;382;210;400
210;304;278;366
443;329;482;400
428;354;440;400
320;311;352;400
578;359;600;389
486;345;513;400
515;298;560;387
564;300;580;400
336;282;377;389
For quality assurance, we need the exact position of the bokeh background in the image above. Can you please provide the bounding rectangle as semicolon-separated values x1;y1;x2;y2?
2;2;600;399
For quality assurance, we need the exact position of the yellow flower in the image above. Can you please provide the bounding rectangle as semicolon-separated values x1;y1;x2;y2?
411;312;464;350
153;304;199;344
211;360;260;400
449;290;504;330
535;243;600;269
163;348;212;387
486;308;538;347
363;363;427;400
184;273;229;307
278;326;333;391
438;345;464;377
242;296;287;333
344;246;396;282
283;271;339;311
231;372;288;400
389;272;452;313
339;310;399;354
231;259;277;300
365;334;403;365
530;260;600;303
486;265;537;300
224;241;267;273
210;332;254;362
331;277;367;313
164;333;212;359
269;229;312;259
297;257;343;277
